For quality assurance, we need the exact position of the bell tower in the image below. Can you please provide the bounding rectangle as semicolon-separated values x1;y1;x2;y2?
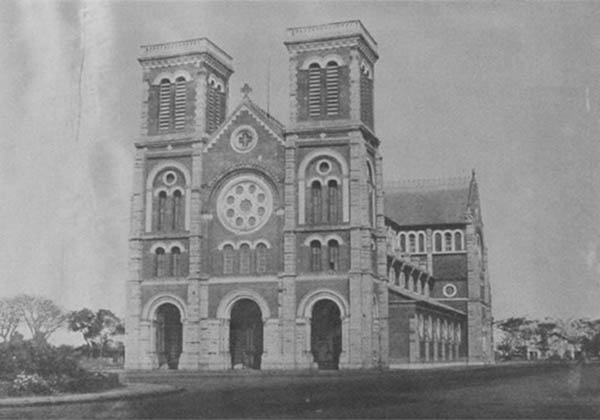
138;38;234;140
282;21;388;369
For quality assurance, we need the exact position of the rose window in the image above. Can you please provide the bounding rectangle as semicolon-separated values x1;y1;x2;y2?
217;175;273;234
230;125;257;153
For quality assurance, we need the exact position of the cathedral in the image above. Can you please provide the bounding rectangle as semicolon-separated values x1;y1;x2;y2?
125;20;493;370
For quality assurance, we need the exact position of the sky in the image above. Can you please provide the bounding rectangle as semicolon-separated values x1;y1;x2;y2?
0;0;599;321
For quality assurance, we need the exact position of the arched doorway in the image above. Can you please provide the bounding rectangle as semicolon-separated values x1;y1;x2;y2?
229;299;263;369
311;299;342;370
155;303;182;370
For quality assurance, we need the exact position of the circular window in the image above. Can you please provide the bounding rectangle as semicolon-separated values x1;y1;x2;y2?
442;284;458;298
217;175;273;234
316;159;332;176
230;125;258;153
163;171;178;186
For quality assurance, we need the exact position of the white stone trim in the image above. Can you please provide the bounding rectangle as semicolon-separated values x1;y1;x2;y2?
230;125;258;154
143;293;187;321
145;161;192;232
253;239;272;249
151;70;192;85
149;242;168;253
323;233;345;245
168;241;186;253
303;234;324;246
298;149;349;224
296;288;349;319
300;54;344;69
217;241;237;251
216;289;272;320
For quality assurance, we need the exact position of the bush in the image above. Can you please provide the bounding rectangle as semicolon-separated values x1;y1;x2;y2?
0;339;121;397
9;373;53;397
0;340;81;380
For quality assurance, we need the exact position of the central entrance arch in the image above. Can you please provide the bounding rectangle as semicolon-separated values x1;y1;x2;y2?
311;299;342;370
155;303;182;370
229;299;263;369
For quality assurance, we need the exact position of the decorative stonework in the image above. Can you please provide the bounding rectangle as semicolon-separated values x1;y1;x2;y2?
216;174;273;234
230;125;258;153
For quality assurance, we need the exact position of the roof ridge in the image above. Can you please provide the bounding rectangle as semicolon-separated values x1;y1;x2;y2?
385;175;471;192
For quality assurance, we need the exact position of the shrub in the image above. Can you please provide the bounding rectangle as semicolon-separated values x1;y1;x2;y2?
9;373;53;397
0;340;81;380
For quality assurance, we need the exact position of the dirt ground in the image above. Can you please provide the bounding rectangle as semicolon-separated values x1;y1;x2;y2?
1;362;599;419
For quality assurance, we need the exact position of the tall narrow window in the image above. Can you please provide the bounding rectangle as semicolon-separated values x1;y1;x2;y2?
157;191;167;231
155;247;167;277
256;243;267;273
367;163;375;227
400;233;406;253
444;232;453;251
206;76;225;134
360;64;374;127
310;181;322;224
310;240;322;272
325;61;339;116
327;180;339;224
327;240;339;271
308;63;322;117
418;232;425;253
434;232;442;252
454;231;463;251
173;77;186;130
239;244;251;274
408;233;416;254
172;190;183;231
170;247;181;277
223;245;234;275
158;79;171;131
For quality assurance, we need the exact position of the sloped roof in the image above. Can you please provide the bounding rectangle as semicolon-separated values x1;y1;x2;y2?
384;176;473;227
388;284;466;316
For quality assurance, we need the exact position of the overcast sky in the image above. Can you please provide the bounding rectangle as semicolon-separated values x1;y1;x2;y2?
0;1;599;321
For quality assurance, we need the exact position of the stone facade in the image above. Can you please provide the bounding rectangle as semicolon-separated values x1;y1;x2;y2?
125;21;493;371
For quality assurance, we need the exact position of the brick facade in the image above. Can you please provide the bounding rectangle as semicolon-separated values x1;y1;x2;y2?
125;21;492;371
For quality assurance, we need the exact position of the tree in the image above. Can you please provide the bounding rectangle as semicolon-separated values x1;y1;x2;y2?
67;308;124;357
12;295;66;342
495;317;536;359
0;297;21;342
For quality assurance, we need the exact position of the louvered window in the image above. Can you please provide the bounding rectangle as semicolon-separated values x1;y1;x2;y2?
325;61;339;116
206;77;226;134
173;77;187;130
360;67;374;127
308;63;322;118
158;79;171;131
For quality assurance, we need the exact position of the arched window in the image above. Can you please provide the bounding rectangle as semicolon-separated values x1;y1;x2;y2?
360;63;374;127
403;271;410;289
444;232;453;252
418;232;425;253
434;232;442;252
325;61;339;116
327;179;339;224
170;247;181;277
327;240;339;271
157;191;167;231
155;247;167;277
310;180;322;224
400;233;406;253
172;190;183;231
256;243;267;273
158;79;171;131
173;76;186;131
408;233;416;254
308;63;322;118
454;231;463;251
310;240;322;272
239;244;251;274
206;76;226;133
223;244;235;275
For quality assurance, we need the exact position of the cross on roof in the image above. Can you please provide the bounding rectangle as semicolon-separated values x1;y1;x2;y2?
241;83;252;99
